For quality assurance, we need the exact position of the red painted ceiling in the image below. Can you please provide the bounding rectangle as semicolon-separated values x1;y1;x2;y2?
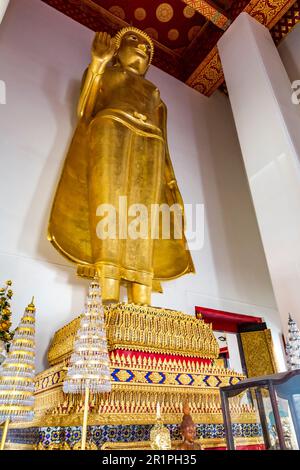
91;0;209;49
40;0;299;94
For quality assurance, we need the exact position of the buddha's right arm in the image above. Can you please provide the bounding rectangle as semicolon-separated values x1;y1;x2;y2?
77;58;106;120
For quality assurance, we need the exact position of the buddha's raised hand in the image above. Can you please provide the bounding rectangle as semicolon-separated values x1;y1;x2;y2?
92;32;116;64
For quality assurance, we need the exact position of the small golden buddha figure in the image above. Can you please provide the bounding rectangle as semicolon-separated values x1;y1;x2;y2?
150;402;171;450
48;27;194;305
177;404;202;451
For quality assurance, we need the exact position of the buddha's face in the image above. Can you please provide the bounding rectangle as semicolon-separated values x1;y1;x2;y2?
117;32;152;75
182;423;196;443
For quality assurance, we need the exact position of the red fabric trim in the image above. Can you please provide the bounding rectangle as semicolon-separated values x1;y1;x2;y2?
195;306;262;333
110;349;212;365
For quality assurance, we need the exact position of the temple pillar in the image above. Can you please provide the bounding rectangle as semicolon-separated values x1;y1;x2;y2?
218;13;300;335
0;0;10;24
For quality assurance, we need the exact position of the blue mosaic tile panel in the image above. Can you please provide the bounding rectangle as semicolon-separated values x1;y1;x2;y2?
0;423;262;448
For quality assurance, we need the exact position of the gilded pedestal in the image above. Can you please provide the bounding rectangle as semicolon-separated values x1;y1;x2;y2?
17;304;262;450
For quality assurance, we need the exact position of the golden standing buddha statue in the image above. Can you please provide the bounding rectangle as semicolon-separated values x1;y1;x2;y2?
48;27;194;305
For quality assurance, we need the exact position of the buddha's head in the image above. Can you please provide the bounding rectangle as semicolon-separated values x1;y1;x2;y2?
180;402;196;443
115;27;154;76
181;414;196;443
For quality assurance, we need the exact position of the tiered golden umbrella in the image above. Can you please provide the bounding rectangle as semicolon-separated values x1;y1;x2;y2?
0;298;36;450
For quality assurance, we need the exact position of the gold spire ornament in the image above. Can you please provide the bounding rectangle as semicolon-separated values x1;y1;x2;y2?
48;26;195;305
150;401;172;450
0;298;36;450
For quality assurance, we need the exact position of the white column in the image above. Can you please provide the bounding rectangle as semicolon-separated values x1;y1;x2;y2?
0;0;9;24
218;13;300;335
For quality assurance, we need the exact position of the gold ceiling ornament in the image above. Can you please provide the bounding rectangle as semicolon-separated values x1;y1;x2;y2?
156;3;174;22
114;26;155;64
188;25;202;41
144;27;159;40
168;29;179;41
183;5;196;18
134;7;147;21
108;5;126;20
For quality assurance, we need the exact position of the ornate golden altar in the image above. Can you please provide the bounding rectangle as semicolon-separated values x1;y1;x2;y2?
28;304;263;450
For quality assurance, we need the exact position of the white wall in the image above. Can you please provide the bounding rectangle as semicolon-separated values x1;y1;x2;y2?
0;0;284;372
226;333;243;374
218;13;300;362
0;0;10;25
279;23;300;82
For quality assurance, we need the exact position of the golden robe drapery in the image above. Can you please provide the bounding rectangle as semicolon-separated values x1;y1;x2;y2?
48;77;194;286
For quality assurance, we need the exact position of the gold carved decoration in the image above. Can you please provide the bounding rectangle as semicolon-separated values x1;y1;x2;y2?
34;304;258;431
245;0;297;29
240;329;278;378
182;1;231;30
6;437;263;451
48;303;219;366
33;354;251;427
186;46;223;96
101;436;263;450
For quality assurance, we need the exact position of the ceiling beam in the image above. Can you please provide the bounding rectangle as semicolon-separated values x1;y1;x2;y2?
186;0;297;96
182;0;231;30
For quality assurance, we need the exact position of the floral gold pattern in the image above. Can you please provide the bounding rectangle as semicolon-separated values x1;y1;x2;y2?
182;0;231;30
183;5;196;19
156;3;174;23
240;329;278;378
